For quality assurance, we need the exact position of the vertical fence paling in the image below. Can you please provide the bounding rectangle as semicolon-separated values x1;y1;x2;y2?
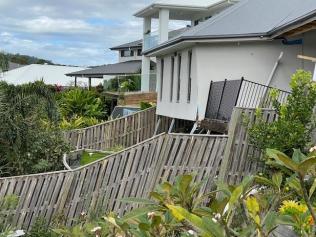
64;107;158;150
219;107;278;184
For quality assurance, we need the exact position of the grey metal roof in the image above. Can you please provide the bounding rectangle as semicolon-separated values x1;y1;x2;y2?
145;0;316;54
66;60;155;78
110;39;143;50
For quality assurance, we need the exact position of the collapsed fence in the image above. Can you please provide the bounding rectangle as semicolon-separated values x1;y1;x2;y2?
0;108;277;230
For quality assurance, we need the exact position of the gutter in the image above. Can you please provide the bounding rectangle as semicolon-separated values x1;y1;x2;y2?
143;34;270;56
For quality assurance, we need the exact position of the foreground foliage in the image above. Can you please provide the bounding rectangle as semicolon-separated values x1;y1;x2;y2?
249;70;316;156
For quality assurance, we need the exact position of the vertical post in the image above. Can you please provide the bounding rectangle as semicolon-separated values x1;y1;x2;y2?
158;9;169;44
88;77;91;90
218;108;241;184
205;81;213;119
168;118;175;133
74;77;77;87
216;79;227;119
141;17;152;92
234;77;244;107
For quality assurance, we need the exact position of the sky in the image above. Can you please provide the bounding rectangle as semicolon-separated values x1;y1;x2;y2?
0;0;183;66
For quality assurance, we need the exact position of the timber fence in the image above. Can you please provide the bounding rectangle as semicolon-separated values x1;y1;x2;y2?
64;107;192;151
0;107;277;230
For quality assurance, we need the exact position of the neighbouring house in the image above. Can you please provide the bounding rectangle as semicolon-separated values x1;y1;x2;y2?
139;0;316;132
134;0;240;91
66;40;156;90
67;38;158;116
0;64;96;87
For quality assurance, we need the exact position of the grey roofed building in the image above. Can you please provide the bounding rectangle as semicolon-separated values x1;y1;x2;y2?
144;0;316;54
110;39;142;50
66;60;156;78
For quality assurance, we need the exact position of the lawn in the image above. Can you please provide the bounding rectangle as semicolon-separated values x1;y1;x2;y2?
80;151;111;166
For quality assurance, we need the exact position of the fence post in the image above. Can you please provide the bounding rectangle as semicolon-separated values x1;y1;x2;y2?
217;108;242;183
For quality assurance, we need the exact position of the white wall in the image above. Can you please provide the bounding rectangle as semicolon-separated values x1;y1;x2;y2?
119;49;142;62
156;30;316;121
156;48;198;120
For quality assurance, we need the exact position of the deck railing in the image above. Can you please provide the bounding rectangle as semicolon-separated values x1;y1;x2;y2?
205;78;291;121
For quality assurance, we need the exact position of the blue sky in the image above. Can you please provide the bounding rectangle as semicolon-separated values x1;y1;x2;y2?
0;0;153;66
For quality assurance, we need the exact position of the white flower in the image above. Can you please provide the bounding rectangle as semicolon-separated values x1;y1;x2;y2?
188;229;197;236
248;188;258;196
214;213;221;219
309;145;316;153
91;226;102;233
89;152;94;157
147;211;155;218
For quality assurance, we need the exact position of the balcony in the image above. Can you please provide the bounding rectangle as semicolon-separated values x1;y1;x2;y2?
202;78;291;132
143;28;189;51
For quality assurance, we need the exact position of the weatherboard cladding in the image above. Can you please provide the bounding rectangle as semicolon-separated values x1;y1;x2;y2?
145;0;316;53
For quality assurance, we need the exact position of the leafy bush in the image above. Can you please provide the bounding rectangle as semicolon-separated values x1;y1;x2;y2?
140;101;155;110
0;81;69;176
249;70;316;155
58;88;105;120
60;116;101;130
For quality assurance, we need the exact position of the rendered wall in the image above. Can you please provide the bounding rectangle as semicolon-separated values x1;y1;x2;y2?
156;30;316;121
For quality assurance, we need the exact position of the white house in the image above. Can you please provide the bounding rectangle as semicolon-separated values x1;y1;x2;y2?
140;0;316;123
0;64;99;87
134;0;240;91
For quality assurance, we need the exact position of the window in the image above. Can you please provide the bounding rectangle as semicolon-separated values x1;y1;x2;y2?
176;53;181;102
160;59;164;101
120;50;132;57
170;56;175;102
137;49;142;56
187;50;192;102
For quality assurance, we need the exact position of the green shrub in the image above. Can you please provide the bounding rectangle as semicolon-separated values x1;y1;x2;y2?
0;81;69;176
249;70;316;156
140;101;154;110
58;88;105;120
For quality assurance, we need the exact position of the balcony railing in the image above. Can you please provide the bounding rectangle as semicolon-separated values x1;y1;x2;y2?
205;78;291;121
143;28;187;51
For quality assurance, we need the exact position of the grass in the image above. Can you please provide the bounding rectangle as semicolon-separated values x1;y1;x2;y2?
80;151;111;166
80;146;124;166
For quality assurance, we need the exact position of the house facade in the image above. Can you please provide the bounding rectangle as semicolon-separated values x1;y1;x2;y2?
134;0;240;91
110;40;143;63
141;0;316;122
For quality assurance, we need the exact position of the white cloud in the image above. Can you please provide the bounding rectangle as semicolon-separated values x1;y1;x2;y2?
20;16;95;34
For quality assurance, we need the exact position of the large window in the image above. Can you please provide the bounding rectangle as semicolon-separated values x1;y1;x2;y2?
120;50;133;57
176;53;182;102
187;50;192;103
137;49;142;56
170;56;175;102
160;59;164;101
